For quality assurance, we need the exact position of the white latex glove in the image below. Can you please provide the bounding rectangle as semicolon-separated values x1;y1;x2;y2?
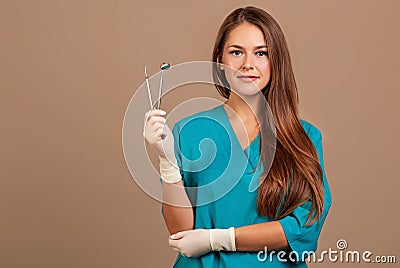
143;109;181;183
143;109;171;159
168;228;236;258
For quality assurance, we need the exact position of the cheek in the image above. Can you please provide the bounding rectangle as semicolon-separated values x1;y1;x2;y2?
266;63;271;75
223;68;237;85
258;61;271;87
260;65;271;85
223;57;241;69
258;60;270;74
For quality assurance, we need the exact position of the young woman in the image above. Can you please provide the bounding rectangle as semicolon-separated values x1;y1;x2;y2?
144;6;332;267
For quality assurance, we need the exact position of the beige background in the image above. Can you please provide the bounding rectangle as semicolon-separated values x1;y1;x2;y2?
1;0;399;267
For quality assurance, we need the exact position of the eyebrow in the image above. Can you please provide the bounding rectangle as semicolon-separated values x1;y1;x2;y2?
227;44;267;49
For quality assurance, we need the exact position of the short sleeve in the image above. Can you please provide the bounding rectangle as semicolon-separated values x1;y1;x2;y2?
278;128;332;263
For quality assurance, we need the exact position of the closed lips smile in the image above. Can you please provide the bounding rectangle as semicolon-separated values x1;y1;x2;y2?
237;75;260;82
237;75;259;78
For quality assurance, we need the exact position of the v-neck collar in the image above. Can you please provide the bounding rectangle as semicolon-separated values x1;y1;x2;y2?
210;104;264;192
214;104;260;162
219;104;260;151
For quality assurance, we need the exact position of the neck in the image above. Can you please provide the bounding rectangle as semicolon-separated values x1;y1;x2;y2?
224;93;264;122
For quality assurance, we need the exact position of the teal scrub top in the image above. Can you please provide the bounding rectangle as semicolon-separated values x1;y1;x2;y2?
161;104;332;267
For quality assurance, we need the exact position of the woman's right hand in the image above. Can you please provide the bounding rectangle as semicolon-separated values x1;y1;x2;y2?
143;109;175;162
143;109;182;183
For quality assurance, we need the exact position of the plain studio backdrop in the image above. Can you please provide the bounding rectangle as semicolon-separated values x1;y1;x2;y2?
1;0;399;267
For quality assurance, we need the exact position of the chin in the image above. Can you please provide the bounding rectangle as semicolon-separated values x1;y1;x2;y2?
230;83;262;97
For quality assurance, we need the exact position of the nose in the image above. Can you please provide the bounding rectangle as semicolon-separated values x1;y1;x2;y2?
241;54;254;70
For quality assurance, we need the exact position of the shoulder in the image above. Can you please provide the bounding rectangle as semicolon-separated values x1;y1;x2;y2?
300;119;322;146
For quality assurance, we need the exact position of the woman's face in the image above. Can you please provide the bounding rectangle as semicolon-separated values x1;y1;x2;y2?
219;22;271;97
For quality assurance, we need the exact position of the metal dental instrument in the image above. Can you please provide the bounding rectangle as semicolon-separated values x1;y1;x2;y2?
142;64;153;109
157;62;170;109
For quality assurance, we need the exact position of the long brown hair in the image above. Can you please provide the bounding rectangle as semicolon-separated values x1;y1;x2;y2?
212;6;324;225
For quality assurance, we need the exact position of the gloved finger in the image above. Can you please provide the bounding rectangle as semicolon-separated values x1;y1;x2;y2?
169;238;179;248
148;116;166;126
152;122;165;131
146;118;165;130
144;110;166;128
155;128;164;138
161;124;171;136
144;110;151;120
146;109;166;120
170;231;186;240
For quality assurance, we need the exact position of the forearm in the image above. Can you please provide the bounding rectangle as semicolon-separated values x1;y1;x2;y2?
168;221;289;257
162;180;194;234
235;221;289;251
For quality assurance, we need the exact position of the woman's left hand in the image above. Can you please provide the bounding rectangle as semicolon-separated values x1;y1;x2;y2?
168;229;211;258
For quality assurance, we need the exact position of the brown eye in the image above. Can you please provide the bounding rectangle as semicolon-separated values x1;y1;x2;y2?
230;50;242;56
256;51;268;56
